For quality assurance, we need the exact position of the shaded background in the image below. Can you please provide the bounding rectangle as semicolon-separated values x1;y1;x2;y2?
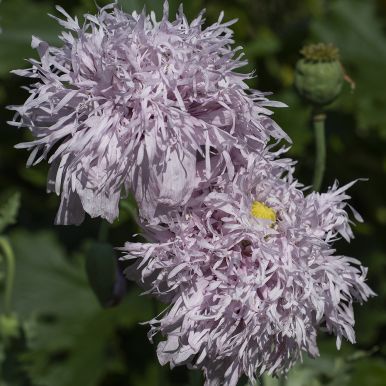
1;0;386;385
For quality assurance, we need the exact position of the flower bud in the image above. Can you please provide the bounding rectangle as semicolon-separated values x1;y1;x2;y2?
295;43;344;106
0;314;19;340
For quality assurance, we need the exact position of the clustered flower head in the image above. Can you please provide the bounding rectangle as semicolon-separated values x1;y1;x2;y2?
11;2;373;386
122;154;374;385
9;1;288;225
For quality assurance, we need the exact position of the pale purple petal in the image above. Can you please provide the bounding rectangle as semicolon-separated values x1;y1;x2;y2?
122;155;374;385
10;2;288;224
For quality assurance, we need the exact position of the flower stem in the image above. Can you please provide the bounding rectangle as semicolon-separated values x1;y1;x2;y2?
312;111;327;192
98;220;109;243
279;376;287;386
0;237;15;315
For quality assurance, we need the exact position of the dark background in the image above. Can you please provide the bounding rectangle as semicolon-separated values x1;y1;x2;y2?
0;0;386;385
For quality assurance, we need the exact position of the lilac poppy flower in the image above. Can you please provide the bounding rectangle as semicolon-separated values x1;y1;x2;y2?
122;156;374;385
9;2;288;224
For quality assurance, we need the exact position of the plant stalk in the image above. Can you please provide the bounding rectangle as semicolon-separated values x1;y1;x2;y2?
98;220;109;243
0;237;15;315
279;376;287;386
312;111;327;192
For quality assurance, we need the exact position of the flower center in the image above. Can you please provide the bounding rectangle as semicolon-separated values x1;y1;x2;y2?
250;201;276;223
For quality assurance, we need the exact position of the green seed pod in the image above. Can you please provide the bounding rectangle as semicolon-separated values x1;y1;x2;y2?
295;43;344;106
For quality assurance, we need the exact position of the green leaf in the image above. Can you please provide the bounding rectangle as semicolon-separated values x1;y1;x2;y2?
0;0;61;77
0;192;20;234
349;358;386;386
7;230;152;386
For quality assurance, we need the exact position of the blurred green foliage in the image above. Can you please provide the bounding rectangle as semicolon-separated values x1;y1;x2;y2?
1;0;386;385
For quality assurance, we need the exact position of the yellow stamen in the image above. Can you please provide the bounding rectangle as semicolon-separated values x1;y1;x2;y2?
250;201;276;223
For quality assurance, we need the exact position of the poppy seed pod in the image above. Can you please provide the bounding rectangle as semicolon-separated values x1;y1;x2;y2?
295;43;344;106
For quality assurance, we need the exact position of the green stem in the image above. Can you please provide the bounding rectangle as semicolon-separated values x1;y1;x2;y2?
0;237;15;315
279;376;287;386
312;111;327;192
98;220;109;243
